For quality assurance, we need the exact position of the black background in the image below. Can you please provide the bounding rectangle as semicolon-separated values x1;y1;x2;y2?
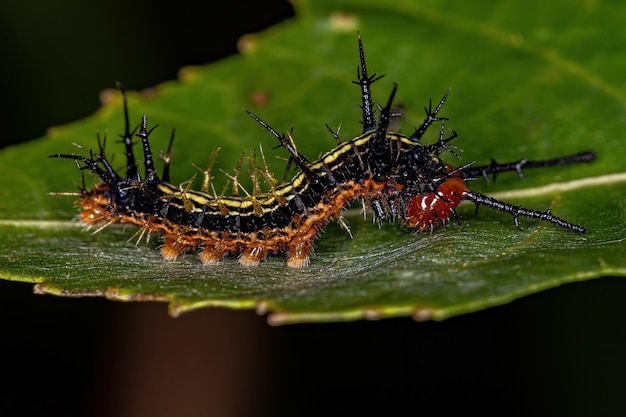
1;1;625;416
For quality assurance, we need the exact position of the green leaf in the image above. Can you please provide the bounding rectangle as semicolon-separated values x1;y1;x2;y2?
1;0;625;325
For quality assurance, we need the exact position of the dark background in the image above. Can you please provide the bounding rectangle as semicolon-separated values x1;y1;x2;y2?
1;1;626;416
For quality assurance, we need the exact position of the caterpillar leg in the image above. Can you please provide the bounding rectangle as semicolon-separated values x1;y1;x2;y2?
287;240;312;269
239;245;268;267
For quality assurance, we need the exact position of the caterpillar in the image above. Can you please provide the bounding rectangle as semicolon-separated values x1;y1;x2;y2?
53;34;595;268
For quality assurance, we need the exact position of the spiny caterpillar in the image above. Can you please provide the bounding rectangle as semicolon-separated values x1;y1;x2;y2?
53;34;595;268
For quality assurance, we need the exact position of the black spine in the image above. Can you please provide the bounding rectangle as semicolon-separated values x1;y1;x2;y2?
463;190;586;233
